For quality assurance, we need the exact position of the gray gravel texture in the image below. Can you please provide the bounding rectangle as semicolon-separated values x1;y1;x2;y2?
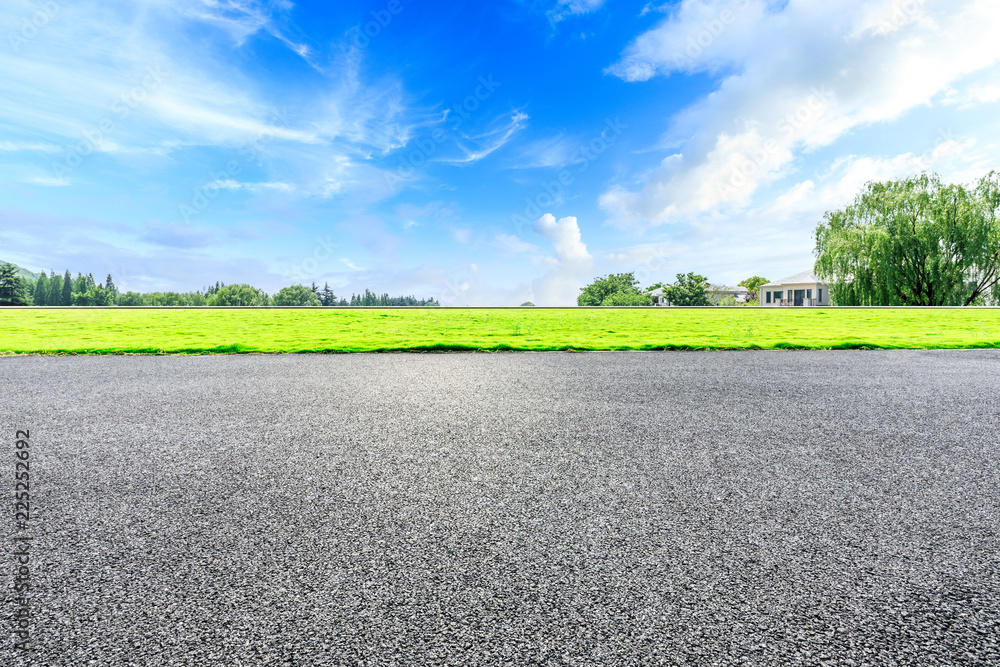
2;350;1000;666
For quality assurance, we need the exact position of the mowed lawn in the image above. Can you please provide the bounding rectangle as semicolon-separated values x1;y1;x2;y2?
1;307;999;354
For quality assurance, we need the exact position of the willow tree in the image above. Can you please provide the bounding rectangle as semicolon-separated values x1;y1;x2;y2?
814;172;1000;306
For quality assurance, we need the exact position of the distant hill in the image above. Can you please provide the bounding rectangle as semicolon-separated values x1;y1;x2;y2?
0;260;40;282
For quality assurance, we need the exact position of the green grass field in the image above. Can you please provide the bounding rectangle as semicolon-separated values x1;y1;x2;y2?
1;307;999;354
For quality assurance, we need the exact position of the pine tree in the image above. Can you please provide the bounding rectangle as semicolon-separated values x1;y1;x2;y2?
61;270;72;306
48;274;62;306
321;282;335;306
0;263;31;305
104;274;118;296
34;272;50;307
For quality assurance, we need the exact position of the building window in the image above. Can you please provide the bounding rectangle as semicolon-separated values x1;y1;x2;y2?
807;289;812;299
818;288;823;303
766;291;771;304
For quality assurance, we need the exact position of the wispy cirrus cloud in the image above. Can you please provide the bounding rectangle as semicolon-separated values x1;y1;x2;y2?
0;141;62;153
437;111;530;165
548;0;606;24
0;0;426;203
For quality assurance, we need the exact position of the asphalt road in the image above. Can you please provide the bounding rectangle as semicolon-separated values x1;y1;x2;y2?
2;351;999;666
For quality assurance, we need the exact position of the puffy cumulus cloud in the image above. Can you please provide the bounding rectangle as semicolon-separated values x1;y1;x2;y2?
530;214;593;305
764;138;993;224
602;0;1000;228
533;213;591;263
595;135;1000;292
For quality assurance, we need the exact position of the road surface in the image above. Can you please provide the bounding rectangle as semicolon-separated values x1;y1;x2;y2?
2;351;999;665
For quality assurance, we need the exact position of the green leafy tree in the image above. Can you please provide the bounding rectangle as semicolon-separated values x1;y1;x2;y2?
34;272;50;306
0;263;32;305
578;272;644;306
520;301;535;306
143;292;207;306
273;284;322;306
60;270;72;305
72;286;115;306
716;295;739;307
207;284;271;306
815;172;1000;306
71;290;92;306
602;291;653;306
116;292;144;306
738;276;769;302
663;272;712;306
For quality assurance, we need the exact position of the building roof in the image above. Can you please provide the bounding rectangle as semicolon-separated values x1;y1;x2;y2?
648;285;747;296
761;271;825;287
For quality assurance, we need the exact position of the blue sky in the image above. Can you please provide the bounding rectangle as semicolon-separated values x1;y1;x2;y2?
2;0;999;304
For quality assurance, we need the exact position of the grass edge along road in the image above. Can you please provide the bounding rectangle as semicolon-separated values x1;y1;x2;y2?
1;308;999;355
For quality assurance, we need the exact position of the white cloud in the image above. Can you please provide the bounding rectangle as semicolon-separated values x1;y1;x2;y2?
511;133;576;169
602;0;1000;228
534;213;591;262
209;180;294;193
530;214;593;305
548;0;606;24
0;141;62;153
438;111;529;165
493;233;540;255
22;175;72;187
0;0;424;204
942;81;1000;109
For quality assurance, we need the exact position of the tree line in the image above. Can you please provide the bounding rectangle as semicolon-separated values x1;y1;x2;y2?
577;272;768;306
0;268;439;307
579;171;999;308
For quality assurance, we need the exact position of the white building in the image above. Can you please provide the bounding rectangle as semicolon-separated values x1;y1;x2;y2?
760;271;831;307
647;284;749;306
708;285;749;304
648;287;669;306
